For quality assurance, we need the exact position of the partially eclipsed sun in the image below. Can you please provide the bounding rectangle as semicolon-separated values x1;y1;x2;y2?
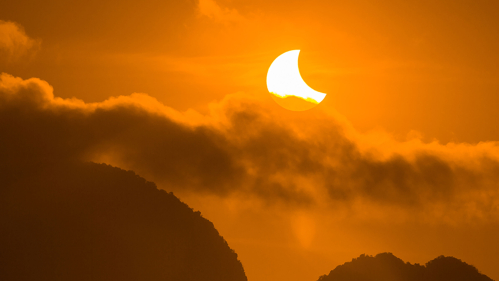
267;50;326;111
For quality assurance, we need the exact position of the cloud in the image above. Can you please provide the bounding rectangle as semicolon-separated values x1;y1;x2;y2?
0;20;39;61
1;73;499;222
197;0;244;23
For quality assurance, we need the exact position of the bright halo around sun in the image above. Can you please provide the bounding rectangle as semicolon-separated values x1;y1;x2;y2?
267;50;326;111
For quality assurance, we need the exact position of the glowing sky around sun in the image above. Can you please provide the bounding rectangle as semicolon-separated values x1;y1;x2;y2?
2;1;499;281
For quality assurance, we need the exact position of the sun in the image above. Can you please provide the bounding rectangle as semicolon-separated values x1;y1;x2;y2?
267;50;326;111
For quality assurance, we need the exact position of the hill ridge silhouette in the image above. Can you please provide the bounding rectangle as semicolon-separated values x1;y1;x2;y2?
0;161;247;281
317;252;493;281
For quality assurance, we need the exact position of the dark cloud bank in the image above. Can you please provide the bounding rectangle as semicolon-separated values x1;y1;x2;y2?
1;73;499;218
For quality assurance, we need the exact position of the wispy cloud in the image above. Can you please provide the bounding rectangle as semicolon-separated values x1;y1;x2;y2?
0;20;40;61
197;0;244;23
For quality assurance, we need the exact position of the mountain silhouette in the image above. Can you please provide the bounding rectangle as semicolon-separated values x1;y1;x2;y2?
317;252;493;281
0;161;247;281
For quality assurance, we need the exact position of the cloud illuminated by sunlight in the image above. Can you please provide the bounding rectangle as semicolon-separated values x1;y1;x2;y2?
0;20;39;61
198;0;243;23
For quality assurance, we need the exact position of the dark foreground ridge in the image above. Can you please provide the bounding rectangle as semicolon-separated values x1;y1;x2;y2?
0;162;247;281
318;252;493;281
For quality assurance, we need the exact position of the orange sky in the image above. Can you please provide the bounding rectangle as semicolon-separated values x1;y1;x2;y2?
1;1;499;281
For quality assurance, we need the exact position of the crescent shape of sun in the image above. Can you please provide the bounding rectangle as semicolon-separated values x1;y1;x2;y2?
267;50;326;111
